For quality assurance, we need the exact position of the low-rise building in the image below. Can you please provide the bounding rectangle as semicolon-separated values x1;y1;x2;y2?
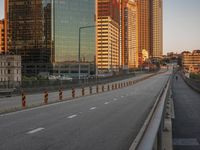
0;54;21;88
182;50;200;73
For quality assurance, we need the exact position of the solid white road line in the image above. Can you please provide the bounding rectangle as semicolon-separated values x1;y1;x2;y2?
90;107;96;110
68;114;77;119
27;128;44;134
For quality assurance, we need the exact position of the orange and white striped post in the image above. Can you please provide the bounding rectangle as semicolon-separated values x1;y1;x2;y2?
44;90;48;104
96;85;99;93
72;88;75;98
112;84;114;90
102;85;104;92
89;86;92;94
82;87;85;96
59;88;63;100
21;91;26;108
107;84;110;91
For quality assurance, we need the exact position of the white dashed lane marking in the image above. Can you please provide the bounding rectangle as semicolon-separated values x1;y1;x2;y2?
90;107;96;110
68;115;77;119
104;102;109;105
27;128;44;134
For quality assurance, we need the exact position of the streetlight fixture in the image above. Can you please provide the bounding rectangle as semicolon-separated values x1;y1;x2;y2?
78;25;96;80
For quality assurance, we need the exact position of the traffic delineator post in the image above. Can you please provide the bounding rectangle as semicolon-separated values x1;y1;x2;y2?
82;87;85;96
96;85;99;93
89;86;92;94
107;84;110;91
21;91;26;108
72;88;75;98
44;90;48;104
102;85;104;92
59;88;63;100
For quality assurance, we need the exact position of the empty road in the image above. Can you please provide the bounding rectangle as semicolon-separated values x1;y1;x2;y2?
0;71;171;150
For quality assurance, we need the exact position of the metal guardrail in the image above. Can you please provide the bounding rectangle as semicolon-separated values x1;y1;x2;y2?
129;74;171;150
181;72;200;93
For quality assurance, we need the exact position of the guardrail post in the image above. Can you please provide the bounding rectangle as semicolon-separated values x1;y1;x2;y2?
59;88;63;100
44;90;48;104
21;91;26;108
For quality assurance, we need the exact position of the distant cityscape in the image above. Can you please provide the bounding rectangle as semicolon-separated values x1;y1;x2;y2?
0;0;162;75
0;0;199;88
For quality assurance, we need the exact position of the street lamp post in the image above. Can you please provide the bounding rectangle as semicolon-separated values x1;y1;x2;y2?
78;25;96;80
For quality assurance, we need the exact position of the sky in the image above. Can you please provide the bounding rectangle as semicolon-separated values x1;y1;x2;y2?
0;0;200;54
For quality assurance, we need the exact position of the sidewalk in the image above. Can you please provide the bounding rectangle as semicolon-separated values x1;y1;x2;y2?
172;73;200;150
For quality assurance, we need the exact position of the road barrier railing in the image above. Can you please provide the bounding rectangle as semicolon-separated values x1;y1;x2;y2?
129;75;172;150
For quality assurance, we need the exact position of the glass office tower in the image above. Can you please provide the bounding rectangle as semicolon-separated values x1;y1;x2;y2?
7;0;96;76
52;1;96;76
53;1;95;63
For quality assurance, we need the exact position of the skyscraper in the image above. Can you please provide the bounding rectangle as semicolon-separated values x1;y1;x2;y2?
6;0;96;76
136;0;150;66
121;0;138;69
96;0;120;74
0;20;5;53
3;0;8;53
150;0;163;58
135;0;163;64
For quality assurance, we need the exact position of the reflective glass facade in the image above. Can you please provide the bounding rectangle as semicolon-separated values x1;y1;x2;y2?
7;0;52;75
52;0;96;63
7;0;96;75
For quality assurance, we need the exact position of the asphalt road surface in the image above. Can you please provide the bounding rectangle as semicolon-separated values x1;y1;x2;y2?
173;73;200;150
0;73;156;113
0;71;171;150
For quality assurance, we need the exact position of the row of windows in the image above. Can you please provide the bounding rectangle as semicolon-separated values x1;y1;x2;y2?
0;69;20;75
0;62;21;66
0;77;20;82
